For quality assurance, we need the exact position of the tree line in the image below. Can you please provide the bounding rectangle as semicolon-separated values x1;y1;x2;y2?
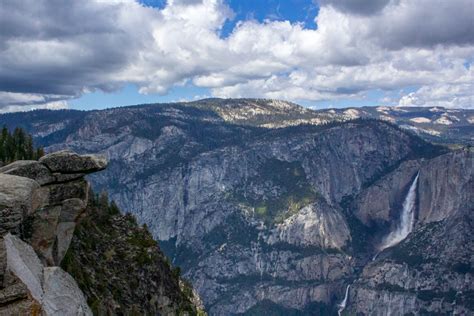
0;126;44;166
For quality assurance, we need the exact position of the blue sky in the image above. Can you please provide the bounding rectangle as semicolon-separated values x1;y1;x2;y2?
72;0;321;111
1;0;472;112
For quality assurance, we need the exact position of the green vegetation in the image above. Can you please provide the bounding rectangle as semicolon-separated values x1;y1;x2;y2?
376;283;407;293
230;159;319;225
389;221;442;268
0;126;44;166
417;289;457;303
62;191;203;315
451;262;473;274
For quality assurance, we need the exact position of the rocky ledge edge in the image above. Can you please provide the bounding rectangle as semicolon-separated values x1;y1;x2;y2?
0;150;107;315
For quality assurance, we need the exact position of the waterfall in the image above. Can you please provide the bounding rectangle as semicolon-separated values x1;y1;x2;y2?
378;173;419;253
338;284;351;316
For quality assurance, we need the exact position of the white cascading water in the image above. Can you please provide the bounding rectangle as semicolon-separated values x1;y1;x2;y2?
338;284;351;316
378;173;419;253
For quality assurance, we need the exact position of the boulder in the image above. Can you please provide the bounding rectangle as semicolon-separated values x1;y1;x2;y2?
0;174;44;236
39;150;107;174
4;233;44;303
0;151;107;315
0;160;55;185
43;267;92;316
58;199;86;222
54;222;76;265
1;234;92;316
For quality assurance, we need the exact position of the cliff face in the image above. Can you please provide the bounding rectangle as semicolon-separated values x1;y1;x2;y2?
346;149;473;315
0;151;201;315
21;113;450;314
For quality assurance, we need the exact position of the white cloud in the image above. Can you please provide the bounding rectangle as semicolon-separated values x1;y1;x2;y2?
0;0;473;110
0;100;69;114
399;82;474;108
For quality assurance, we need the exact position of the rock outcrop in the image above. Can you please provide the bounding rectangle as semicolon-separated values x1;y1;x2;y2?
0;150;106;266
0;150;105;315
2;233;92;315
0;150;204;315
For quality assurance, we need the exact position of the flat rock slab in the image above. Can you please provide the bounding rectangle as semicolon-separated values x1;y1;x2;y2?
3;234;92;316
0;161;55;186
0;174;43;236
4;233;44;303
0;174;39;209
43;267;92;316
39;150;107;174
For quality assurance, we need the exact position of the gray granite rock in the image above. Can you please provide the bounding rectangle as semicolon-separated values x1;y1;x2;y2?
39;150;107;174
0;160;55;185
0;174;41;236
43;267;92;316
1;234;92;316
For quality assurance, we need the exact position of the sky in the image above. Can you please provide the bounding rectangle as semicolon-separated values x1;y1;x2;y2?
0;0;473;113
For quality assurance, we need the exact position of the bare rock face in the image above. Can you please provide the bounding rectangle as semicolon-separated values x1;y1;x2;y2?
1;152;106;266
0;174;44;236
0;151;107;315
0;160;55;185
345;149;474;315
32;117;447;314
2;102;469;315
266;200;351;249
43;267;92;316
1;234;92;316
417;149;473;223
354;160;421;226
39;150;107;174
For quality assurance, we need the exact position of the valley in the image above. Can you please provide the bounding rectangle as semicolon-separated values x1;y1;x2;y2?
0;99;472;315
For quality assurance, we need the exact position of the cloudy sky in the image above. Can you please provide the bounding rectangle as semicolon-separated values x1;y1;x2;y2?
0;0;473;112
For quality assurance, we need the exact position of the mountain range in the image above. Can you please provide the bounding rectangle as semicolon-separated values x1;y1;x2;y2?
0;99;472;315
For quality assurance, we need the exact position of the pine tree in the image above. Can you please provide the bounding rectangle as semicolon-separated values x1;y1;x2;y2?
0;126;44;166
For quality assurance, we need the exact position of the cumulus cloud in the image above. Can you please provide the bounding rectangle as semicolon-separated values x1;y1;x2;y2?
0;0;473;110
399;82;474;108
